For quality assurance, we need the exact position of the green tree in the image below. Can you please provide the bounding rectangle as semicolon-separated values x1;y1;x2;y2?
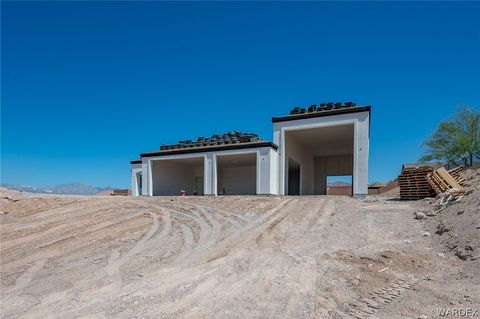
420;106;480;162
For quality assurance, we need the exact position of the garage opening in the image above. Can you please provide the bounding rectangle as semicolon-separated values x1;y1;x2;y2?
216;153;256;195
326;175;353;196
151;157;204;196
284;124;354;195
287;158;301;195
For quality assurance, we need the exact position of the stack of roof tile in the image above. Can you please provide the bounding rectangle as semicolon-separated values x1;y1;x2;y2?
159;131;260;151
289;101;356;115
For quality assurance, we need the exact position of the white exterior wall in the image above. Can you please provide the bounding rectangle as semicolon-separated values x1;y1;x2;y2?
274;111;369;197
284;133;315;195
217;166;256;195
204;153;215;195
353;112;370;197
269;148;279;195
131;163;143;196
133;146;278;196
258;147;278;195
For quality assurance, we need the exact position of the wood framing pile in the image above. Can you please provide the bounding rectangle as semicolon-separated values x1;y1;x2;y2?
426;167;464;194
398;166;436;200
445;166;466;186
111;189;129;196
398;165;465;200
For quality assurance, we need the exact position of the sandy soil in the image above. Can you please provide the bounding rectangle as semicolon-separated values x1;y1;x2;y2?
1;189;479;318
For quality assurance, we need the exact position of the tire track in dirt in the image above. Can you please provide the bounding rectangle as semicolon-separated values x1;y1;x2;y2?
1;260;49;317
108;198;293;302
3;197;322;319
250;198;333;318
38;201;208;318
1;208;150;270
11;259;47;292
281;198;335;319
1;201;141;253
170;202;224;267
3;199;125;232
14;209;164;319
104;211;160;278
142;198;297;316
2;195;435;319
330;278;417;319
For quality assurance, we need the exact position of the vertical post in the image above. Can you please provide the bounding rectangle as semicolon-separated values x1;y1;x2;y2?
353;113;370;198
203;153;215;195
131;169;137;196
213;154;217;196
147;159;153;196
141;162;148;195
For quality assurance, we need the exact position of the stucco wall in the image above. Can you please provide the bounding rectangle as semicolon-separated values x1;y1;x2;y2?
217;165;256;195
284;133;315;195
257;147;278;195
131;163;143;196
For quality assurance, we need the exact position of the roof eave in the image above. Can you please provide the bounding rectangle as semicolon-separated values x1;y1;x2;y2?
140;141;278;158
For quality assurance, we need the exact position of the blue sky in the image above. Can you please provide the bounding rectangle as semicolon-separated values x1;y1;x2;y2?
1;2;479;188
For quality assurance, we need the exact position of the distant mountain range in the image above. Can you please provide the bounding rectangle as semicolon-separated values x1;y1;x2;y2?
0;183;114;195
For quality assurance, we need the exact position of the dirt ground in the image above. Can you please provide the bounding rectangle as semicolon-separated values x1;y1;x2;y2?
423;168;480;262
1;187;479;318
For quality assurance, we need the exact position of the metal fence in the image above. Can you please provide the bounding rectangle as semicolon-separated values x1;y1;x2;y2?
442;152;480;170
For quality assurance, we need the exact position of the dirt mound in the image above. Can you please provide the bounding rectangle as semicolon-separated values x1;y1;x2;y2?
0;187;83;217
95;189;114;196
425;168;480;262
378;185;400;198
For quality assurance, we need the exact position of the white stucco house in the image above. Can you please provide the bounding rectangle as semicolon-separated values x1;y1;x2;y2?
131;102;370;198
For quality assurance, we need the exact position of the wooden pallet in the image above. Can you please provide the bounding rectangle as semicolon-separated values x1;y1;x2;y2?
111;189;129;196
447;166;465;186
426;167;464;194
398;166;436;200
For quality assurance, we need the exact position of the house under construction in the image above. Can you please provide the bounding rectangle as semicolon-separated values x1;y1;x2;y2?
131;102;370;197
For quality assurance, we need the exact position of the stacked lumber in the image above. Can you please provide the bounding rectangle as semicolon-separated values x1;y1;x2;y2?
426;167;464;194
111;189;129;196
398;166;436;200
